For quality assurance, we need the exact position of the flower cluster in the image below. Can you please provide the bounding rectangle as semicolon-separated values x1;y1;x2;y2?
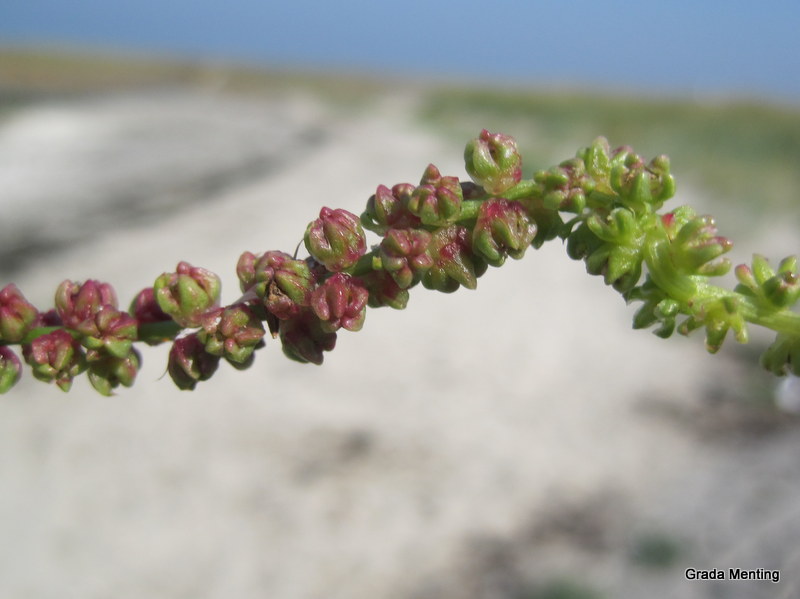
1;131;799;394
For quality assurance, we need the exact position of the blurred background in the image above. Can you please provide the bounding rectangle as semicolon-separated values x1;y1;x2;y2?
1;2;799;598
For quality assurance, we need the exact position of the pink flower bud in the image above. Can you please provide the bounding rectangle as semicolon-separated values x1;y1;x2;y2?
167;333;220;390
0;284;39;342
464;129;522;195
356;271;410;310
310;273;369;332
22;329;86;391
55;280;117;329
154;261;221;328
198;304;266;364
408;164;463;226
379;228;433;288
0;346;22;393
472;199;537;266
362;183;421;235
304;207;367;272
422;225;487;292
79;305;139;358
236;251;317;320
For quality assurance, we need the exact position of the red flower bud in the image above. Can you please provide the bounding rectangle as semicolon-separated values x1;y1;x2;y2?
310;273;369;332
304;207;367;272
154;261;221;328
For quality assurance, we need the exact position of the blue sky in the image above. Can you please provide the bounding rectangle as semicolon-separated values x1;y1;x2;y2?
2;0;799;103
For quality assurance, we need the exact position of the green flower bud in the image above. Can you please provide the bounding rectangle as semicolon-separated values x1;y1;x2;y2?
679;296;748;353
762;271;800;308
304;207;367;272
761;334;800;377
237;251;317;320
565;222;604;261
668;214;732;277
628;279;679;338
86;348;141;396
154;261;221;328
0;347;22;394
735;255;799;309
167;333;220;390
582;208;646;292
378;228;433;289
197;304;266;364
408;164;463;226
523;198;564;249
22;329;87;391
0;284;39;343
472;199;537;267
310;273;369;332
55;280;117;329
279;312;337;365
463;129;522;195
533;158;591;214
422;225;486;293
361;183;420;235
608;147;675;215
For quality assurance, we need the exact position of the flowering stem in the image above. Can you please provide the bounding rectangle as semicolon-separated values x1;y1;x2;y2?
1;130;799;394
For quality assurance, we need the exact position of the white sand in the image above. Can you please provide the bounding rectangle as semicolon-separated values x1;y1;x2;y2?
0;88;798;599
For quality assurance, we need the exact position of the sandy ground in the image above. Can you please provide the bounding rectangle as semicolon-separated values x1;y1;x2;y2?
0;86;799;599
